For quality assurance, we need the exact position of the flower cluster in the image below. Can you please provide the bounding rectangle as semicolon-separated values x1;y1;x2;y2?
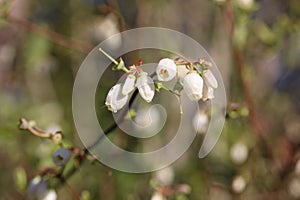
100;49;219;113
105;62;156;113
182;59;218;101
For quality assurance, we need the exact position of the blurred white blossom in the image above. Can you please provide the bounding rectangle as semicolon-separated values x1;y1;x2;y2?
94;14;121;49
193;111;209;133
230;142;249;164
154;166;174;186
232;176;246;193
151;192;164;200
42;190;57;200
236;0;254;10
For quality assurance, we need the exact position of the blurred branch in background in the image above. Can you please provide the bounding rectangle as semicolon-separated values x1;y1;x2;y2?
6;13;93;54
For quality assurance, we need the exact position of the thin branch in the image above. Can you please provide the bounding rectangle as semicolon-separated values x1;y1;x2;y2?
6;13;93;54
64;182;81;200
221;3;275;160
222;3;264;135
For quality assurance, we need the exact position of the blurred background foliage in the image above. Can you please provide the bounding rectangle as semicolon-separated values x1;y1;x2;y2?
0;0;300;199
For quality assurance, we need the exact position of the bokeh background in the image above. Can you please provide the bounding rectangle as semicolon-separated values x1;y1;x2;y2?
1;0;300;199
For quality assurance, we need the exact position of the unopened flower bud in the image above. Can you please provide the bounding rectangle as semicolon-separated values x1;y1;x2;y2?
122;74;136;95
52;147;71;166
203;69;218;89
136;73;155;103
156;58;177;81
105;83;129;112
183;72;203;101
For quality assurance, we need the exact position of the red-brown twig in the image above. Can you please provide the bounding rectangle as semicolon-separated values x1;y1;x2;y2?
64;182;81;200
6;13;93;54
222;3;264;136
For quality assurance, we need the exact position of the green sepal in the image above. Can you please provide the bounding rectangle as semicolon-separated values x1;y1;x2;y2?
154;81;163;92
173;81;184;93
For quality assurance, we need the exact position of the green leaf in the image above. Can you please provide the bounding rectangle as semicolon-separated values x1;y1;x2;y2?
14;167;27;192
253;21;276;46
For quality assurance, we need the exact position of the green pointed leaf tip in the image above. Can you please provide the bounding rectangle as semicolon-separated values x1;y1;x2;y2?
173;81;184;92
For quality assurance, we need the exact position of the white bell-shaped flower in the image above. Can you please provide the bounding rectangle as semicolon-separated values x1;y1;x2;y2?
193;111;209;133
122;74;136;95
156;58;177;81
183;72;204;101
105;83;128;112
202;85;215;101
136;73;155;103
203;69;218;89
52;147;71;166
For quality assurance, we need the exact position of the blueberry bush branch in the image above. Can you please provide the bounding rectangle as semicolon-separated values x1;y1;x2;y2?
18;48;219;199
100;48;219;114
